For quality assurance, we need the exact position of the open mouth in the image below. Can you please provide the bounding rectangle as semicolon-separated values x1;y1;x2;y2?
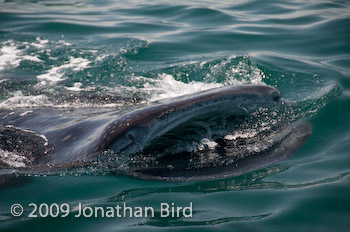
124;120;312;181
106;103;312;181
0;85;312;181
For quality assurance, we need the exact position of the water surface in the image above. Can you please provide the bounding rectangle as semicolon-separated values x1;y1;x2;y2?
0;0;349;231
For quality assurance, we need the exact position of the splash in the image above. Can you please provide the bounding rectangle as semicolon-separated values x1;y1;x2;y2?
0;90;125;109
145;73;223;101
37;57;91;85
0;40;43;71
0;91;50;108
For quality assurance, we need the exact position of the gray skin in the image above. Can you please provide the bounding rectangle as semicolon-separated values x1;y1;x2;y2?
0;84;311;181
96;84;282;155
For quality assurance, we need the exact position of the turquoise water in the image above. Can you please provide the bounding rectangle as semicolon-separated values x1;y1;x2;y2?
0;0;349;231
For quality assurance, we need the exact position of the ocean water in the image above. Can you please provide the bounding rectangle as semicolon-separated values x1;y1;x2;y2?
0;0;349;231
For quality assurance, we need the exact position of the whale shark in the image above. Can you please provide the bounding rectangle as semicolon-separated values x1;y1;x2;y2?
0;84;312;181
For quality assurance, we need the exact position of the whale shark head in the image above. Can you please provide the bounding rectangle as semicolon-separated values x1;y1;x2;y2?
90;84;312;182
0;84;311;182
104;85;283;156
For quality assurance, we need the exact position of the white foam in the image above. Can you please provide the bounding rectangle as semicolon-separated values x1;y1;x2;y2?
37;57;90;85
136;56;264;101
0;91;123;109
57;40;72;46
0;40;43;71
95;54;108;62
0;71;227;108
198;138;218;151
22;55;43;63
30;37;49;49
143;73;223;101
0;91;50;108
0;41;22;71
65;82;83;91
65;82;96;92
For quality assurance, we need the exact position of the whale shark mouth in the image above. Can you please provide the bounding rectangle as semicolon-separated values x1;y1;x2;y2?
105;105;312;181
123;121;312;181
0;84;312;181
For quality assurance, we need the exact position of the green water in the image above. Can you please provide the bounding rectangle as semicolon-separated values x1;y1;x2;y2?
0;0;349;231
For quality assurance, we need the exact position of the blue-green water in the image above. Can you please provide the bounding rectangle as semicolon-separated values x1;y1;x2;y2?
0;0;349;231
